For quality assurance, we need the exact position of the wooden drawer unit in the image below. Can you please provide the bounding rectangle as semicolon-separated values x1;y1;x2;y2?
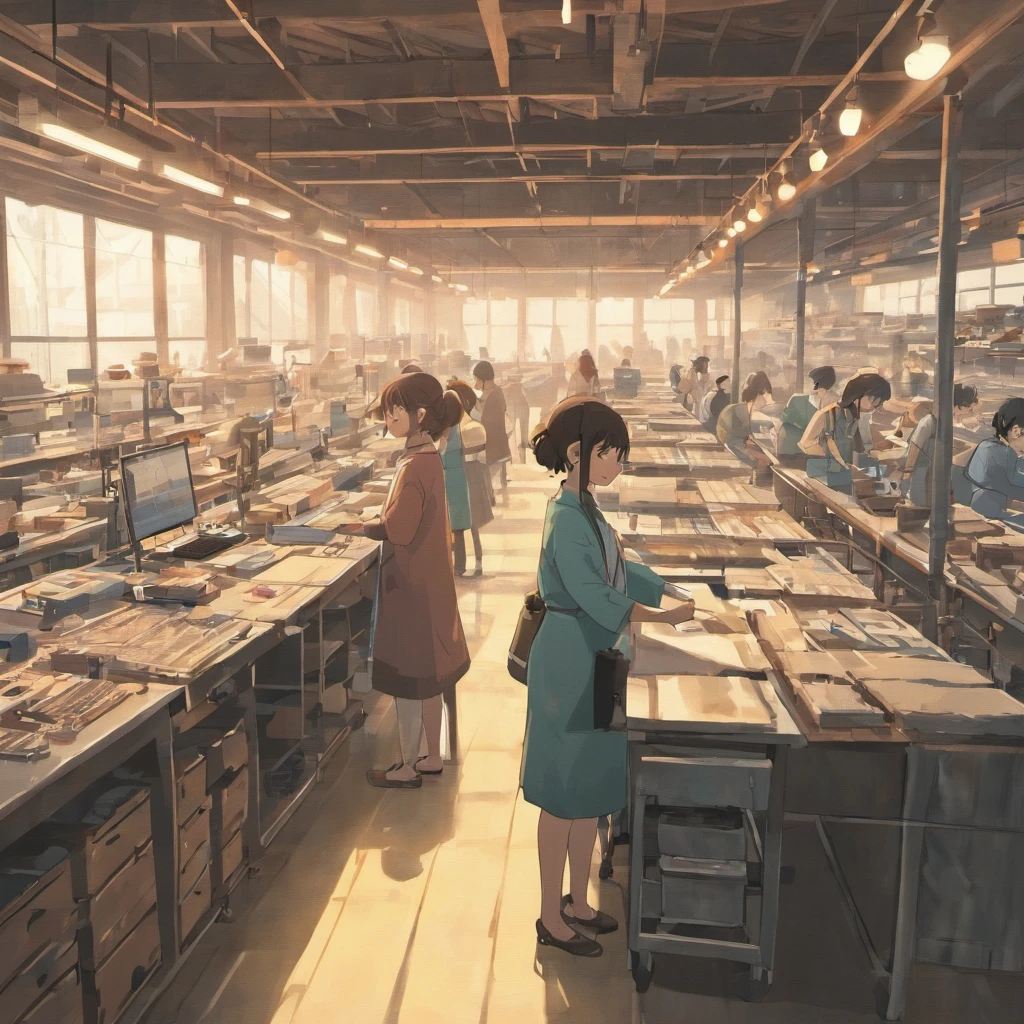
178;798;211;871
210;768;248;845
17;965;83;1024
173;748;207;824
178;866;212;950
79;840;156;969
659;856;748;928
86;906;160;1024
0;923;78;1024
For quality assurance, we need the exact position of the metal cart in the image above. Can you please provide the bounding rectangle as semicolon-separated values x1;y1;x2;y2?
624;673;803;997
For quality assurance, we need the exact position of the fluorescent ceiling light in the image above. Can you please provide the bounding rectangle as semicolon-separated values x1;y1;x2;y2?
658;281;673;297
40;123;141;170
355;243;384;259
320;230;347;245
431;275;443;284
408;266;424;276
266;206;290;220
161;164;224;197
455;283;469;292
561;0;571;25
232;195;251;206
388;256;408;270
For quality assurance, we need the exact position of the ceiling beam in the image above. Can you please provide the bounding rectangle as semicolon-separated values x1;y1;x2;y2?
151;56;612;108
290;172;761;185
363;215;716;229
256;111;799;158
476;0;509;91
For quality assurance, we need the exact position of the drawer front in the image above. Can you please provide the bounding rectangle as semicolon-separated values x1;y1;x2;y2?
79;793;153;898
91;906;160;1024
178;866;211;949
0;930;77;1024
85;841;156;968
18;965;83;1024
0;863;74;992
211;770;248;843
661;875;746;928
213;829;244;894
205;726;248;787
178;799;212;869
640;755;772;811
175;752;207;824
179;842;210;901
658;811;746;861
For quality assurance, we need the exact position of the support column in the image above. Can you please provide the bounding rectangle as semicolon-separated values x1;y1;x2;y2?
631;296;643;352
313;259;330;361
587;297;597;357
927;88;964;646
153;234;168;366
795;199;816;390
210;229;235;370
343;277;358;339
376;271;390;336
84;216;98;374
731;242;744;403
0;201;11;360
517;296;527;362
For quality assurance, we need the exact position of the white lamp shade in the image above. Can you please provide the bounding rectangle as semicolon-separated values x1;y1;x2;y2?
905;36;950;81
777;180;796;202
839;105;863;137
809;148;829;172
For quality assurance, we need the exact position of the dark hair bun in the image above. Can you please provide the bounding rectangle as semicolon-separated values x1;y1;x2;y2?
440;389;463;432
530;426;565;472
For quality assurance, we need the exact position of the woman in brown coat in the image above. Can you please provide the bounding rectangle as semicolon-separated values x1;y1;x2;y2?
360;372;471;788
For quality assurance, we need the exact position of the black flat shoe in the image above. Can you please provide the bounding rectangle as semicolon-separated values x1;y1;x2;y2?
366;764;422;789
561;895;619;934
536;919;602;957
414;756;443;776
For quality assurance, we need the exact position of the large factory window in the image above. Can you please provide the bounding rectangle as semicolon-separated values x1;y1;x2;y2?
94;219;155;371
165;235;206;369
5;198;87;340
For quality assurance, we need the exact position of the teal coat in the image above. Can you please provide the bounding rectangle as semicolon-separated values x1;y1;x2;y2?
439;424;472;532
778;394;816;457
520;486;665;819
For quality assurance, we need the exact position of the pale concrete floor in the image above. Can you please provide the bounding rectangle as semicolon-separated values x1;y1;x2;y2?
144;460;1020;1024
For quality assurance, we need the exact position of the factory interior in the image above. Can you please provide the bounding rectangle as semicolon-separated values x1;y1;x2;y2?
2;1;1024;1023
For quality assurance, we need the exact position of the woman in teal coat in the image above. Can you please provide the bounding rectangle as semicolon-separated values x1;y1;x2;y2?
777;365;836;464
522;396;695;957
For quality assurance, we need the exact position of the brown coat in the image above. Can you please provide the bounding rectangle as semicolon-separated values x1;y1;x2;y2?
479;385;512;465
363;445;470;699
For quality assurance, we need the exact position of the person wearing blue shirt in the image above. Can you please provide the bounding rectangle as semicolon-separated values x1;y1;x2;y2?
964;397;1024;521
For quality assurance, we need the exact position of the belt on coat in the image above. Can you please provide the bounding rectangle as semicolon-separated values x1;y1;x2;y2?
545;605;586;617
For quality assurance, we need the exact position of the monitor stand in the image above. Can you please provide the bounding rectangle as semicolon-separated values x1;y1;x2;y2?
131;541;144;574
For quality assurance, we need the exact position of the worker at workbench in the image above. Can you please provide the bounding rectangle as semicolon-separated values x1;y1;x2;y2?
964;397;1024;521
716;371;773;470
900;384;979;508
799;373;891;492
522;397;694;958
776;365;836;466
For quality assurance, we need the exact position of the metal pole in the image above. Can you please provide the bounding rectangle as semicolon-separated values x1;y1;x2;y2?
731;241;744;403
795;199;816;389
927;88;964;646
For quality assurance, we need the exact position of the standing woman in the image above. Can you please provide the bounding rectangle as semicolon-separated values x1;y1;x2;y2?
799;372;891;492
447;379;493;575
567;351;602;398
474;360;512;502
522;397;695;956
682;355;711;412
361;372;471;788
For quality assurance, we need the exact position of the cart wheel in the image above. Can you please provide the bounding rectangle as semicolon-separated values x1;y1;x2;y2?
353;710;368;730
598;857;614;880
630;950;654;994
736;966;771;1003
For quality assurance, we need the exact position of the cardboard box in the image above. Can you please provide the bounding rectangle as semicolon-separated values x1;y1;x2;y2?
178;798;211;875
178;866;211;949
173;748;207;824
210;768;248;846
0;923;77;1024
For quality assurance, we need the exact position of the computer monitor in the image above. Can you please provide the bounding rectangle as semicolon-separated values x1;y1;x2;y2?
120;441;198;549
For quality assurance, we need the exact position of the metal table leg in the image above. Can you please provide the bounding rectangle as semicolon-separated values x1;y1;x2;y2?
757;744;788;983
885;747;927;1021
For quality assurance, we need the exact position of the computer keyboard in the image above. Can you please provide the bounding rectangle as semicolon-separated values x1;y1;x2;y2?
172;535;238;560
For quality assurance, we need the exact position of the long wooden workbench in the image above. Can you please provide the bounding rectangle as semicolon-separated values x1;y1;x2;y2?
605;387;1024;1018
